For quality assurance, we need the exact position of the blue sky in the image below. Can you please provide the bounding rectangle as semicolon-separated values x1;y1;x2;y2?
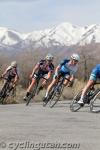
0;0;100;33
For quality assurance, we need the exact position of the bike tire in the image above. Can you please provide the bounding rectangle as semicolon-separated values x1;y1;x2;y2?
42;89;54;107
0;96;4;104
43;98;49;107
49;84;64;108
0;81;10;104
70;91;82;112
26;83;38;106
90;89;100;113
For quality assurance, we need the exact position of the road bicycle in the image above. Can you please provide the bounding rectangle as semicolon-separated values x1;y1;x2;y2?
26;73;47;106
0;78;16;104
43;75;70;108
70;82;100;112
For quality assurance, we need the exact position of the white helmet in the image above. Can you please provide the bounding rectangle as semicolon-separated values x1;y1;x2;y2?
71;53;80;61
46;53;54;61
11;61;17;67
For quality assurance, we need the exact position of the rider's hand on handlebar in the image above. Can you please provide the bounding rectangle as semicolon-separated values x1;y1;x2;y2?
55;72;59;78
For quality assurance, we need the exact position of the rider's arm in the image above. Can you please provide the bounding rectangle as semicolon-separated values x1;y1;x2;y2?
55;59;69;76
55;65;60;76
30;64;39;78
69;65;78;82
46;70;53;80
68;65;78;87
13;74;19;85
46;63;55;80
13;68;19;86
1;66;12;77
2;71;6;77
1;69;8;77
69;74;75;82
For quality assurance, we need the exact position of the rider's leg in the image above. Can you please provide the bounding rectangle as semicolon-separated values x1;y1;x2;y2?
27;78;36;92
39;75;48;89
39;72;53;96
42;78;58;102
24;78;36;100
36;74;49;94
78;70;97;104
36;79;46;94
45;78;57;97
78;80;94;104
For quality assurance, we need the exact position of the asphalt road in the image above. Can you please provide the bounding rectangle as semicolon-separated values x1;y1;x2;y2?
0;101;100;150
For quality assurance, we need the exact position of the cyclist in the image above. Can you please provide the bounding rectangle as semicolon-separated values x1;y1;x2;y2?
0;61;19;95
78;64;100;105
23;54;54;101
43;53;80;102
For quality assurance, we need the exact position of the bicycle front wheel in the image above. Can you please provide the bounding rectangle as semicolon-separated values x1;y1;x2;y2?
90;90;100;113
26;83;38;106
70;91;82;112
49;85;64;108
0;96;4;104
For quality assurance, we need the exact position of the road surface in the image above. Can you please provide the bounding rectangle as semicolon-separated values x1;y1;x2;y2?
0;101;100;150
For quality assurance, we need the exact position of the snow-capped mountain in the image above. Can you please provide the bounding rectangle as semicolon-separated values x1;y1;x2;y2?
0;22;100;51
0;27;27;46
78;24;100;45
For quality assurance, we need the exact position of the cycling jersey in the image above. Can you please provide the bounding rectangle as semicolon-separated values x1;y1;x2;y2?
89;64;100;81
4;66;18;81
59;59;78;75
33;59;54;78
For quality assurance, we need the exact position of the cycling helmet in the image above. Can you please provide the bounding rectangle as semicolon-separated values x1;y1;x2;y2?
11;61;17;67
71;53;80;61
45;53;54;61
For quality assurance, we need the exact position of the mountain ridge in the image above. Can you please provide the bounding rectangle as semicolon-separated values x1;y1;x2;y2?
0;22;100;51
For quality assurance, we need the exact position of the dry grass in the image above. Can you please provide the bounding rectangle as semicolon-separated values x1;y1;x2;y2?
0;79;87;104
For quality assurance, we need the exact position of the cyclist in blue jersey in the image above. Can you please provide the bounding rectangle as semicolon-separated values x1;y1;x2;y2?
78;64;100;105
43;53;80;102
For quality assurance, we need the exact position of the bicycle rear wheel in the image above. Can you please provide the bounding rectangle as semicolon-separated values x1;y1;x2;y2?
90;90;100;113
70;91;82;112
